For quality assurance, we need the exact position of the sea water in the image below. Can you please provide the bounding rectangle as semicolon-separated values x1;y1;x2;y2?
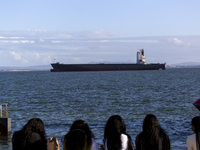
0;68;200;150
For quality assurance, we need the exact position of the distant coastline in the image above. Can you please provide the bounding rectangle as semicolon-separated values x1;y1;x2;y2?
167;62;200;68
167;65;200;68
0;65;51;72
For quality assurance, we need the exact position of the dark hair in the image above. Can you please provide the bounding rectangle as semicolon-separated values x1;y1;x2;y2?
192;116;200;150
12;118;47;150
104;115;127;150
67;120;93;149
63;129;87;150
23;118;46;142
136;114;170;150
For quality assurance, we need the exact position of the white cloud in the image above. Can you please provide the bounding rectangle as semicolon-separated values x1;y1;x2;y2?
10;51;22;60
168;37;191;47
168;38;183;45
100;40;109;43
10;51;29;64
51;40;63;43
0;36;23;39
0;40;35;44
31;52;41;59
173;38;182;45
77;30;125;39
8;51;53;66
21;40;35;44
0;31;199;66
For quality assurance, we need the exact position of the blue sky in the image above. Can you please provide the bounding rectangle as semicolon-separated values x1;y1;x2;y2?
0;1;200;66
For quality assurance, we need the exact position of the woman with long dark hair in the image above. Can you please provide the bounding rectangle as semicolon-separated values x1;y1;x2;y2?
187;116;200;150
63;129;88;150
135;114;170;150
102;115;134;150
63;120;98;150
12;118;47;150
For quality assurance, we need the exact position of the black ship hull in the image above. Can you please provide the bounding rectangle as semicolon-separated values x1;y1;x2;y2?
50;63;166;72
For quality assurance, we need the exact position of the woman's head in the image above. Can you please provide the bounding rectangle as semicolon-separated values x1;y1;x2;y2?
142;114;159;131
68;120;93;149
137;114;170;150
192;116;200;133
23;118;45;134
105;115;126;135
191;116;200;150
63;129;88;150
104;115;126;150
20;118;46;149
69;120;92;136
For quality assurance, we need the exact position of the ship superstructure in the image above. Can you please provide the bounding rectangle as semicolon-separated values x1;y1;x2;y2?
137;49;146;64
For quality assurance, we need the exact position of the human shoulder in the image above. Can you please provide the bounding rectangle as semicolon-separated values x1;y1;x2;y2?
121;134;128;150
187;133;196;150
121;134;128;141
187;133;196;143
91;138;99;150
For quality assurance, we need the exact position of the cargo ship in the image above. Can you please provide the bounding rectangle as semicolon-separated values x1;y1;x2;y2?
50;49;166;72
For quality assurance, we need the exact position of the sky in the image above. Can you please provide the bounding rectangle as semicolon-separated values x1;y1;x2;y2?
0;0;200;66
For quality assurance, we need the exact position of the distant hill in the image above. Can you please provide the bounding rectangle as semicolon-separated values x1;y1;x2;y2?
167;62;200;68
171;62;200;66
